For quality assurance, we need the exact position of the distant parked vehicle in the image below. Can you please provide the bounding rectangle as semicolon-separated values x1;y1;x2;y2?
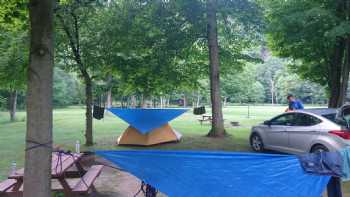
250;107;350;154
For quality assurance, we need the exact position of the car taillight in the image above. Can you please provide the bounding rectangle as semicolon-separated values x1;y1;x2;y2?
329;130;350;140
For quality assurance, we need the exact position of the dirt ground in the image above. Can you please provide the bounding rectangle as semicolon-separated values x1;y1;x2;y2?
82;155;165;197
94;167;141;197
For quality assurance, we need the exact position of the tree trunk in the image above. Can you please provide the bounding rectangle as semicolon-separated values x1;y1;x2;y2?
160;96;164;108
338;39;350;105
196;90;201;107
106;88;112;108
8;90;17;122
328;1;350;108
131;95;137;108
183;95;187;107
192;91;195;107
57;9;95;146
206;0;225;137
270;79;275;105
329;39;346;108
140;94;145;108
24;1;53;196
84;76;93;146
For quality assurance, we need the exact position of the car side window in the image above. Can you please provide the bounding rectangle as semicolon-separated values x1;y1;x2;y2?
270;114;295;126
294;113;321;126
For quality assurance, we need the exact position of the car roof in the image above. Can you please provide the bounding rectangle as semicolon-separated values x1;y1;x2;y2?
297;108;337;116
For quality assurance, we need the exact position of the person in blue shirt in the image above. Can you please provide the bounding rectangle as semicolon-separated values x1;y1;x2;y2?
286;94;304;112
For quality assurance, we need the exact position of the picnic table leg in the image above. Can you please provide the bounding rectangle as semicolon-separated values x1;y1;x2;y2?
75;161;86;175
58;177;74;197
11;179;22;192
75;162;99;196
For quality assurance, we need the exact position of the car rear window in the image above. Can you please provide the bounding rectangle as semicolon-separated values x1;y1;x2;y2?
322;113;336;123
322;113;349;127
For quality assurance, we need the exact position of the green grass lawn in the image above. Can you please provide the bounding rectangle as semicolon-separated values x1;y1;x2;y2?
1;105;349;195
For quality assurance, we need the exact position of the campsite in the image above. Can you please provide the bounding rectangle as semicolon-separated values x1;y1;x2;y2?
1;0;350;196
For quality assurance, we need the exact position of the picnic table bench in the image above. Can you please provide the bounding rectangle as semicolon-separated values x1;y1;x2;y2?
0;152;103;197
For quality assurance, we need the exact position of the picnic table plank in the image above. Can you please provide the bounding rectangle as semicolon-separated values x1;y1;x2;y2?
8;153;82;179
0;179;17;192
52;153;82;176
72;165;103;193
3;153;102;196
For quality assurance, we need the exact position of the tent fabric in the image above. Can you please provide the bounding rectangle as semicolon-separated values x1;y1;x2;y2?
107;108;188;134
117;124;182;146
96;150;330;197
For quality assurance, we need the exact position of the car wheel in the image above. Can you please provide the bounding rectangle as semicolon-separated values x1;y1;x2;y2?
311;144;329;153
250;133;264;152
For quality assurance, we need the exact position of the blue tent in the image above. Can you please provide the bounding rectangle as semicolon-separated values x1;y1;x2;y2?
97;150;330;197
108;108;188;134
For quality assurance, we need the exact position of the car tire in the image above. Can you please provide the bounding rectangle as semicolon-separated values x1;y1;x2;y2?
310;144;329;153
250;133;264;152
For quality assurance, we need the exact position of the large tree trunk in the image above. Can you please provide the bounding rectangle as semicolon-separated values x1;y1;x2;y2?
329;1;350;107
338;38;350;105
8;90;17;122
328;39;345;108
340;0;350;103
206;0;225;137
24;1;53;196
84;76;93;146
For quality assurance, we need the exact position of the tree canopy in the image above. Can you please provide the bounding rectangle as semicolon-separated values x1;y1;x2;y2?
264;0;350;107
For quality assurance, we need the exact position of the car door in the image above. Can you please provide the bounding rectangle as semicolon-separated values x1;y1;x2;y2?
287;113;321;154
265;114;294;150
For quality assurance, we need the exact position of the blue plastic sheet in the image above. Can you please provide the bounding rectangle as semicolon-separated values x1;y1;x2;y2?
107;108;188;134
96;150;330;197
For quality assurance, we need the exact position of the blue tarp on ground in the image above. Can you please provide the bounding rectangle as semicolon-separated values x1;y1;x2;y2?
107;108;188;134
96;150;330;197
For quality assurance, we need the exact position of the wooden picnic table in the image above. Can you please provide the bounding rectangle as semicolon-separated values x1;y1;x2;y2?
198;115;212;125
3;152;103;197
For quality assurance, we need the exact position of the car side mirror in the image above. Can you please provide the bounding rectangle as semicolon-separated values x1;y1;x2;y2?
264;120;271;126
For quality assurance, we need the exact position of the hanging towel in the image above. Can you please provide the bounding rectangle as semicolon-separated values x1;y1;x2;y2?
298;151;343;177
340;147;350;181
93;105;105;120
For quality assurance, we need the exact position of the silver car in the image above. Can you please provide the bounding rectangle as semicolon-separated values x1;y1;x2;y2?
250;108;350;154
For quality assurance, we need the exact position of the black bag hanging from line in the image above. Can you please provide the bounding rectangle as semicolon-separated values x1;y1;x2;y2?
193;106;206;115
93;105;105;120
